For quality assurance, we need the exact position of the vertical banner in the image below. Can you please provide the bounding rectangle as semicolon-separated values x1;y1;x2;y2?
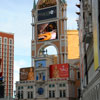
49;64;69;78
92;0;100;70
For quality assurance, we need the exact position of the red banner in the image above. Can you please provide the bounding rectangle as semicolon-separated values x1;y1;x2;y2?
49;64;69;78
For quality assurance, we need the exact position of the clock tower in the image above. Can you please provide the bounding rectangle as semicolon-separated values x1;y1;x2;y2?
31;0;67;66
31;0;67;98
34;56;53;98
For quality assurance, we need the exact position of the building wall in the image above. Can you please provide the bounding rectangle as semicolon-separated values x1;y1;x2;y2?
78;0;100;99
15;65;80;100
16;80;77;100
48;30;80;65
16;80;68;100
0;32;14;98
67;30;79;60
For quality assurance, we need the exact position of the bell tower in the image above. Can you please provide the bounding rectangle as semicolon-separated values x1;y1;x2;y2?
31;0;67;65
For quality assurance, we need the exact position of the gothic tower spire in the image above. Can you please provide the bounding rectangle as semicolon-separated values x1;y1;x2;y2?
33;0;36;10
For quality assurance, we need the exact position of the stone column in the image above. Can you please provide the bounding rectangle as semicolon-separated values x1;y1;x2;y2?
34;84;36;98
45;84;48;98
55;83;59;98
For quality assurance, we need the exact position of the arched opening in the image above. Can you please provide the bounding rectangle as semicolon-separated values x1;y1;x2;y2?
38;44;58;64
44;46;57;55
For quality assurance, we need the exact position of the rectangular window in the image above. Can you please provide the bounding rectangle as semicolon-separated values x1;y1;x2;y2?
4;45;7;48
9;39;13;45
9;89;11;93
31;86;33;89
52;90;55;97
31;92;33;98
77;88;81;98
60;90;66;98
36;76;38;80
43;75;45;81
21;91;23;99
60;90;62;97
63;83;66;87
4;38;7;44
18;91;20;99
59;84;62;87
63;90;66;97
9;53;12;57
9;85;11;89
9;81;12;84
9;77;11;81
49;84;51;88
28;86;30;89
49;91;52;98
9;93;11;97
49;90;55;98
77;71;80;80
0;37;2;44
27;91;33;99
52;84;55;87
27;92;30;99
21;86;23;89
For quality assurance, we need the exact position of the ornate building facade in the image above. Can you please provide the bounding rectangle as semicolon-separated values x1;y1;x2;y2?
15;0;80;100
16;57;80;100
77;0;100;99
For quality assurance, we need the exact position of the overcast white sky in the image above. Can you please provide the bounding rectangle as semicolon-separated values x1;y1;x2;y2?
0;0;79;92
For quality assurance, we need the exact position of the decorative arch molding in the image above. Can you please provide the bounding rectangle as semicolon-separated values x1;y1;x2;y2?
37;42;59;56
37;42;59;63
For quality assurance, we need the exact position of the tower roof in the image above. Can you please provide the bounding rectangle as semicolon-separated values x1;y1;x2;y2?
62;0;66;3
33;0;36;10
61;0;66;4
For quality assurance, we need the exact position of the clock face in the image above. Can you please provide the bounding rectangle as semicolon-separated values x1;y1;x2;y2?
38;88;44;95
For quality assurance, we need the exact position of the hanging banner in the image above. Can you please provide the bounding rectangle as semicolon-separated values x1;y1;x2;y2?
20;67;34;81
49;64;69;78
92;0;100;70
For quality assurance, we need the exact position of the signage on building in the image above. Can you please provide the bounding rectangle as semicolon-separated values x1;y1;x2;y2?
38;0;57;9
49;64;69;78
20;67;34;81
38;6;57;21
35;60;46;68
37;21;58;42
92;0;100;70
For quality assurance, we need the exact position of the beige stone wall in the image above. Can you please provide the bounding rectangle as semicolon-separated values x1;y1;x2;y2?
67;30;80;59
